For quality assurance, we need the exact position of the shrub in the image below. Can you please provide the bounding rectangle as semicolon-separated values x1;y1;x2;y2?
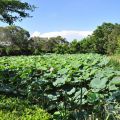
0;95;51;120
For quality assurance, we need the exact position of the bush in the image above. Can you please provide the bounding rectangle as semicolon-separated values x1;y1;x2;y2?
0;95;51;120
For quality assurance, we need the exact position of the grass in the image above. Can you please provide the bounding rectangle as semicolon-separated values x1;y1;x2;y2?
108;54;120;70
110;54;120;62
0;95;51;120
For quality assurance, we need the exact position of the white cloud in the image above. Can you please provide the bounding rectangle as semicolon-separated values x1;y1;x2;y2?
31;30;93;42
31;31;41;37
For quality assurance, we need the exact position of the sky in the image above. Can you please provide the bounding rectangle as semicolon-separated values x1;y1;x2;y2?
1;0;120;41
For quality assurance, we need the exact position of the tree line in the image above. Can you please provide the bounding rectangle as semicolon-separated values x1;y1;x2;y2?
0;22;120;56
1;1;120;56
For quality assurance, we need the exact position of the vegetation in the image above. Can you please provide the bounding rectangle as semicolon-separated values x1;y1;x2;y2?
73;23;120;55
0;54;120;119
0;95;51;120
0;1;120;119
108;55;120;70
0;0;35;25
1;23;120;56
0;26;31;55
29;36;69;54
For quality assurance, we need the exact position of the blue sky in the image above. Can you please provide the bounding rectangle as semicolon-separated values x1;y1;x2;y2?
1;0;120;41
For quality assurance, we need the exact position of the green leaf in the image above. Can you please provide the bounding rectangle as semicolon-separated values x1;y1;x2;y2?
73;87;87;100
98;57;109;66
109;77;120;85
87;92;101;103
47;94;58;100
108;77;120;91
90;77;108;90
57;68;68;75
67;87;76;95
108;85;118;91
53;77;66;87
54;111;61;115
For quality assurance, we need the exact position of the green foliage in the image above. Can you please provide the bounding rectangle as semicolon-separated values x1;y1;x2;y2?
109;55;120;70
0;54;120;119
0;0;35;25
78;36;97;53
6;26;30;50
0;26;30;55
93;23;115;54
107;24;120;55
28;36;69;54
78;23;120;55
1;22;120;55
0;95;51;120
69;39;80;53
115;36;120;54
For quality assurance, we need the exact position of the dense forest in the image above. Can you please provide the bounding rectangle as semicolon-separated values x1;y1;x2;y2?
1;22;120;56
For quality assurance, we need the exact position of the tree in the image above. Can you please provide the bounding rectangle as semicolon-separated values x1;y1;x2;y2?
116;35;120;54
28;37;48;54
29;36;69;54
69;39;80;53
0;26;30;55
79;22;120;55
47;36;68;53
0;0;35;25
54;43;69;54
0;26;13;55
6;26;30;52
107;24;120;54
92;23;115;54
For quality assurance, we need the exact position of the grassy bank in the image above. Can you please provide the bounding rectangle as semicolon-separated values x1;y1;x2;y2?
109;55;120;70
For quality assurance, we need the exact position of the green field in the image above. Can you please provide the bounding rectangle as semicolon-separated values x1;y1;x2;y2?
0;54;120;120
